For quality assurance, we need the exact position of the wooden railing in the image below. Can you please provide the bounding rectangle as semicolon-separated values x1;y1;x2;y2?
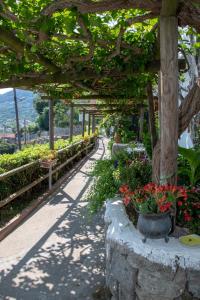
0;139;95;209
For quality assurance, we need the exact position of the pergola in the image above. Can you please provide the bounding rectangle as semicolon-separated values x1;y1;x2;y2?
0;0;200;185
41;95;139;148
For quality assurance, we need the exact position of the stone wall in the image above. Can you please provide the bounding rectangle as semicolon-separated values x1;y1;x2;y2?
105;198;200;300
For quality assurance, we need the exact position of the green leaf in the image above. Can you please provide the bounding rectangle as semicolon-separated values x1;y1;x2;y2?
30;45;37;53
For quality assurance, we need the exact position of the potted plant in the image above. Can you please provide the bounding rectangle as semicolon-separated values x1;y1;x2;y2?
40;150;57;169
119;183;188;243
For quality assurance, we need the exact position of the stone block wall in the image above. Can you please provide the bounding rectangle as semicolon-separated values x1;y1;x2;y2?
105;199;200;300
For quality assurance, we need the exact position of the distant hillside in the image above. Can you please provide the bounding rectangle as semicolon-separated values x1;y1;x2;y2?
0;89;38;126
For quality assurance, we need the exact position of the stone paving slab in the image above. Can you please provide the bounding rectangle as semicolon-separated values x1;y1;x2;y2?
0;138;107;300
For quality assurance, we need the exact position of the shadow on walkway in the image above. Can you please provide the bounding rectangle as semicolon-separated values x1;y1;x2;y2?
0;138;106;300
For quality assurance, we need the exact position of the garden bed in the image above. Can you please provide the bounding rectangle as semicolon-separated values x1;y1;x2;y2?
105;198;200;300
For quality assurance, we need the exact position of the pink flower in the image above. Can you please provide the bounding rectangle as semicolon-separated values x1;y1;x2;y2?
123;196;131;206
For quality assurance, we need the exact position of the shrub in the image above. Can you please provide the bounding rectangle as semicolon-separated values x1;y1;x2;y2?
87;159;117;213
0;135;86;174
177;188;200;234
142;132;152;159
0;142;16;154
87;154;151;214
178;147;200;186
0;135;95;202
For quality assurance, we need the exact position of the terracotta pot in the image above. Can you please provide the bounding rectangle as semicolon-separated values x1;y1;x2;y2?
40;159;57;169
137;211;172;243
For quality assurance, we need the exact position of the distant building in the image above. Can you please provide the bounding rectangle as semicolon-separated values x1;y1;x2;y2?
0;133;16;143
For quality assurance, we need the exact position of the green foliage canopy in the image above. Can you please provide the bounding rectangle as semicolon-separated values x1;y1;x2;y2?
0;1;199;104
0;2;160;100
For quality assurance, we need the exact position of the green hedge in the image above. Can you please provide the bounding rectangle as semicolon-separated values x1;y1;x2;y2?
0;135;96;202
0;142;16;155
0;135;86;174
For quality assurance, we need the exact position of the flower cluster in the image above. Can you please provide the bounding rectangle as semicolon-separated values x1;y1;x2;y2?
177;187;200;223
119;182;188;215
119;184;134;206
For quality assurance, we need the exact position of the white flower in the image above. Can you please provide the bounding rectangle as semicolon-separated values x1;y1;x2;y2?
126;147;133;154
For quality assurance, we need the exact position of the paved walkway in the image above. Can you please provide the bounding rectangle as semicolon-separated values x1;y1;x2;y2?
0;138;107;300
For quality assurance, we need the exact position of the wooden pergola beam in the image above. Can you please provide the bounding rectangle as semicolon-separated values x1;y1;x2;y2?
71;95;138;100
72;103;137;108
79;109;134;113
5;59;184;92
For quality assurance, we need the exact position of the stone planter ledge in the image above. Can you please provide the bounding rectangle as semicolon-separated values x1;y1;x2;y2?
104;198;200;300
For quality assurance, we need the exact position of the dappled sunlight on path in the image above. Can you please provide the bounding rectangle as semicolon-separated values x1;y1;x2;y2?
0;138;107;300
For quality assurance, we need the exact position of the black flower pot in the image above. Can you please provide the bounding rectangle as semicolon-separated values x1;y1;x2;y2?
137;211;172;243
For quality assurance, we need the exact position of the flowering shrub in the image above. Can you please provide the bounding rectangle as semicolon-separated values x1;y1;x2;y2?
113;156;151;191
119;183;188;214
177;187;200;234
87;155;151;214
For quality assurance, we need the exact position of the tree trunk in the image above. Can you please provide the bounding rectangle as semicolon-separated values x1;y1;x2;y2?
147;81;157;151
178;83;200;136
139;107;144;141
159;1;178;185
152;82;200;183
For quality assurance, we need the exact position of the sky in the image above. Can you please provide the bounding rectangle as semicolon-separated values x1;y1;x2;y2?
0;88;13;95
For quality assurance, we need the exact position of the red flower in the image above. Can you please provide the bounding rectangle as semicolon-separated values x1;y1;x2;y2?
157;195;167;205
119;185;129;194
159;202;172;212
143;183;156;192
193;203;200;209
135;198;143;203
184;212;192;222
128;191;135;196
178;201;183;207
177;186;188;200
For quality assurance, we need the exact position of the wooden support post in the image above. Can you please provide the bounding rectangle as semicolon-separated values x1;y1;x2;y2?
24;119;27;145
49;99;54;150
88;113;91;136
147;81;157;151
160;0;178;184
49;164;53;190
13;88;21;150
69;104;74;141
139;107;144;141
92;114;95;133
82;109;85;137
